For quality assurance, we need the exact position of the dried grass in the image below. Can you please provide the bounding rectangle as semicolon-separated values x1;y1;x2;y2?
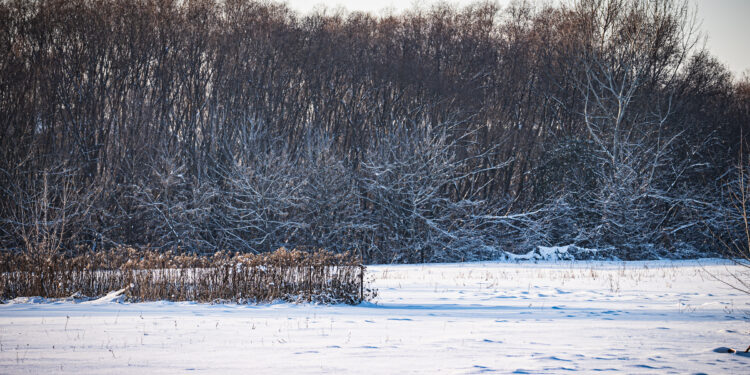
0;247;372;304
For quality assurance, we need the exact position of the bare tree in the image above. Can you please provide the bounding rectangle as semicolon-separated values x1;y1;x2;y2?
711;148;750;294
559;0;706;257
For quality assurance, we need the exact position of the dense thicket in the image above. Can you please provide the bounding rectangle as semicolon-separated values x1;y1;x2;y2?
1;0;748;262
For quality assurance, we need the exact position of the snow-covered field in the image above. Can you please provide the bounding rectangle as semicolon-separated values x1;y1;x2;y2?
1;260;749;374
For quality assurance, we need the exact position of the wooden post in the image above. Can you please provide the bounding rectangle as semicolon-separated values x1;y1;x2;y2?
359;264;364;303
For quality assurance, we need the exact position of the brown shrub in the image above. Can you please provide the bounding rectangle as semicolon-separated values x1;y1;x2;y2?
0;247;373;304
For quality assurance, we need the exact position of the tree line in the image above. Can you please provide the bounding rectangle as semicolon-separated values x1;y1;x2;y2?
1;0;748;262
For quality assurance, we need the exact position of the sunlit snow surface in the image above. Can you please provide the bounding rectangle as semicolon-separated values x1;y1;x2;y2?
1;260;749;374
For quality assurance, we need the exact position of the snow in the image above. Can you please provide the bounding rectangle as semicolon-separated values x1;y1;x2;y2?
504;245;601;261
81;286;130;305
1;259;749;374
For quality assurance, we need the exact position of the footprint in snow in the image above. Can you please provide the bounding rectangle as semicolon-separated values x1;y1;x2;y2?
543;356;572;362
470;365;496;373
631;364;663;369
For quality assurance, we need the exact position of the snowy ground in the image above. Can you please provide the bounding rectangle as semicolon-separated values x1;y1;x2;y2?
1;260;749;374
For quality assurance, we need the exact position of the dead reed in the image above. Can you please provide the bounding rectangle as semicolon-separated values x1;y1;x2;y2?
0;247;371;304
